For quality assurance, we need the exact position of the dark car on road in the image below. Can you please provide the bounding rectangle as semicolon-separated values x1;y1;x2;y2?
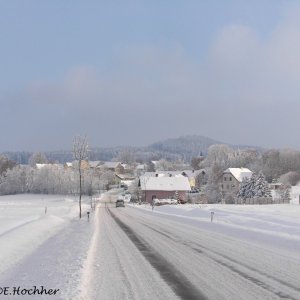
116;199;125;207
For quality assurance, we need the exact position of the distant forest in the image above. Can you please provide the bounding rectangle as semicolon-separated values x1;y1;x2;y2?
3;135;262;164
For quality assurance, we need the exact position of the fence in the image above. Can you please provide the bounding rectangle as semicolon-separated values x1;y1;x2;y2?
235;197;289;205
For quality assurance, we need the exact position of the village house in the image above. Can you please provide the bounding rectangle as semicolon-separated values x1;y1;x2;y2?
35;163;63;170
135;164;146;176
101;161;124;174
64;160;90;170
221;167;252;197
115;173;136;187
142;169;206;188
181;169;206;188
139;176;191;203
88;161;102;169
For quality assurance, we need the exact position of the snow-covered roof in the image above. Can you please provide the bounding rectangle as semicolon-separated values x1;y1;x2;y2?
143;171;183;177
36;163;63;169
182;169;206;178
224;168;252;182
115;173;136;180
89;161;101;168
136;164;145;170
103;161;121;169
143;170;205;179
139;176;191;191
36;163;47;169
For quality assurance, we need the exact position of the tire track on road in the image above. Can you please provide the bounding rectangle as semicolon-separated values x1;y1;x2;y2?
123;210;300;300
107;207;208;300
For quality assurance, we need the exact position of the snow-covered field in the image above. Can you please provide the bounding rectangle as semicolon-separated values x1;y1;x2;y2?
132;202;300;253
0;194;89;275
1;193;300;299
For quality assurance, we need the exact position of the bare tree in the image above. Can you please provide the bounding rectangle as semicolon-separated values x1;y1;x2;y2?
28;152;48;166
73;135;89;218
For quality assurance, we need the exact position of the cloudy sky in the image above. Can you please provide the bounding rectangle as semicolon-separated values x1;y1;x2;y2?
1;0;300;151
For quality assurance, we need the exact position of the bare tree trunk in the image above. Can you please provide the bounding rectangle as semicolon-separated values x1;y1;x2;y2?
79;168;82;218
73;135;88;219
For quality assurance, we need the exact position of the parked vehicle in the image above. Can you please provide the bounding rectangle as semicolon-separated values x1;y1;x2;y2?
189;187;200;193
118;192;132;203
116;199;125;207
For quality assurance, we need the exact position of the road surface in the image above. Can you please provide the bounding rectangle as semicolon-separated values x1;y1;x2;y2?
82;200;300;300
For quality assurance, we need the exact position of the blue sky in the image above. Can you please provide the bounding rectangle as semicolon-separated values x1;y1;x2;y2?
1;1;300;151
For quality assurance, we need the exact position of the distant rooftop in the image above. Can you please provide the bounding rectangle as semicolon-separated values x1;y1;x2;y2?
224;168;252;182
139;176;191;191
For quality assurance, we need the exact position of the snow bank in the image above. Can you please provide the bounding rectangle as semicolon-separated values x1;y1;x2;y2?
0;194;89;274
153;198;178;205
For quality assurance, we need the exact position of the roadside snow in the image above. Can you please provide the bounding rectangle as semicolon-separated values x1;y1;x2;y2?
0;194;89;274
131;203;300;253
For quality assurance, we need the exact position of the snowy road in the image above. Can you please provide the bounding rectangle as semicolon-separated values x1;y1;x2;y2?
1;194;300;300
83;203;300;300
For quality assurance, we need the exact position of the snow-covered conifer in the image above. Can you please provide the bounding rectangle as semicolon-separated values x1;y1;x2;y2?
237;177;250;200
254;172;272;198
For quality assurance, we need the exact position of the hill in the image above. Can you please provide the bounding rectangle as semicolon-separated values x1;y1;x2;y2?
2;135;261;164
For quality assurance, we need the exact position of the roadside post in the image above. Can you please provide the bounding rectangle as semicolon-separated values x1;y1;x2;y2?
211;211;214;222
151;200;155;211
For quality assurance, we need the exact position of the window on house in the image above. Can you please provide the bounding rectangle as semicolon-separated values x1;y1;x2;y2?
224;177;227;181
230;177;232;181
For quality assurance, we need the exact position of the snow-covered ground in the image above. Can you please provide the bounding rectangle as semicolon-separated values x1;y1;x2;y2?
1;193;300;299
132;203;300;253
0;194;90;275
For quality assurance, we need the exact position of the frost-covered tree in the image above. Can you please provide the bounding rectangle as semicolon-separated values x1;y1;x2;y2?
253;172;272;198
237;177;250;201
245;173;258;199
155;159;176;171
205;163;223;203
147;161;155;172
128;179;141;202
279;171;300;186
237;172;271;201
204;144;233;169
28;152;48;166
117;149;135;164
191;156;204;170
73;135;89;219
278;185;291;203
0;155;16;176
